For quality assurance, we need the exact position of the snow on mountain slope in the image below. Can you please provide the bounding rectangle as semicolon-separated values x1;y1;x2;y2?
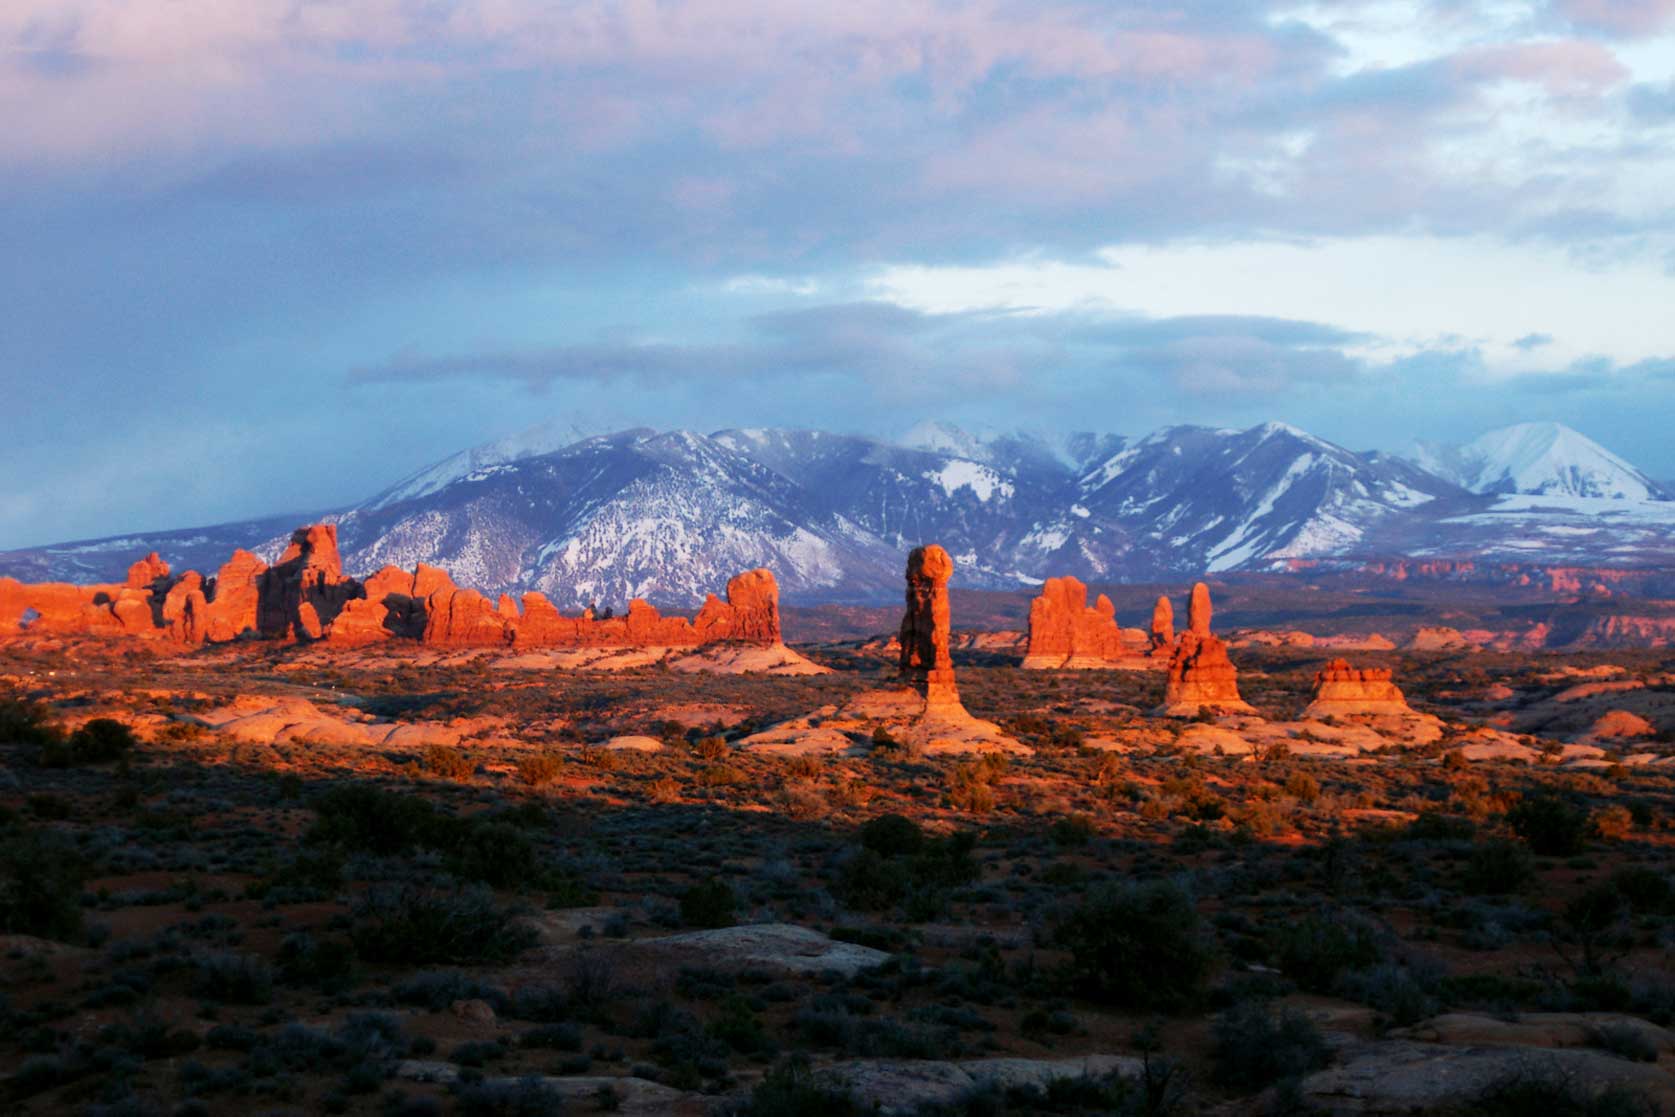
5;420;1673;600
367;418;599;510
1076;422;1457;573
1410;422;1662;501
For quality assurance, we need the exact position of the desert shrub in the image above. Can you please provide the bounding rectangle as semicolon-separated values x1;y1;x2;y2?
648;777;681;803
0;827;86;940
1471;1068;1661;1117
1609;866;1674;914
696;763;746;788
859;814;924;857
1555;881;1633;977
680;880;736;929
1592;804;1634;842
1462;840;1535;895
190;952;274;1004
1210;999;1330;1090
449;1075;564;1116
947;761;998;812
782;754;822;781
420;745;474;780
870;726;901;751
738;1056;859;1117
1053;880;1214;1010
693;735;729;761
1405;812;1477;843
308;785;447;855
1508;794;1590;857
1272;909;1386;993
1284;771;1321;804
276;931;356;991
446;821;541;889
515;753;564;787
1049;815;1096;847
39;716;136;767
1336;960;1441;1026
349;882;536;965
0;695;60;746
834;831;977;916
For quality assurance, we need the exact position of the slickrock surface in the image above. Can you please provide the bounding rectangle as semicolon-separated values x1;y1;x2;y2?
1021;576;1152;670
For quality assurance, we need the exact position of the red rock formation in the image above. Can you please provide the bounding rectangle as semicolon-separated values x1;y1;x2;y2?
899;544;960;711
258;525;358;641
1160;584;1253;716
1150;595;1174;655
0;523;787;656
1303;659;1414;717
1188;582;1212;635
200;550;268;643
126;553;170;589
1022;576;1148;669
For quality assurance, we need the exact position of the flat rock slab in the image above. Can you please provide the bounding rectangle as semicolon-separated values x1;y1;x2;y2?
395;1063;696;1115
1394;1012;1675;1056
1300;1040;1675;1114
638;923;892;977
816;1055;1142;1114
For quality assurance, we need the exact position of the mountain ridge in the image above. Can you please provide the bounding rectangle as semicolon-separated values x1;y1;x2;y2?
5;421;1670;605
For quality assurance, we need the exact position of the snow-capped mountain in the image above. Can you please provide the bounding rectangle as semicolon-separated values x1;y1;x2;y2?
4;421;1672;604
1409;422;1663;501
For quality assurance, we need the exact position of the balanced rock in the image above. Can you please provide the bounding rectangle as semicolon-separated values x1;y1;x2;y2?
900;544;960;712
1304;659;1414;717
1022;576;1149;669
1159;583;1254;716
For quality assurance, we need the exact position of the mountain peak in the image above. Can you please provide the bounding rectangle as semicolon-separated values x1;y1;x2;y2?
1417;422;1662;501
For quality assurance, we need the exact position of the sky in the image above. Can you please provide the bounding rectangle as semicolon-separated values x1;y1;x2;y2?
4;0;1675;548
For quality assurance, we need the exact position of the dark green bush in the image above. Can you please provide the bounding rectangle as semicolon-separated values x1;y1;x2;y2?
680;880;736;929
0;827;86;940
1053;880;1214;1010
1508;795;1590;857
859;814;924;857
1210;999;1330;1090
515;753;564;787
349;882;536;965
740;1057;859;1117
1462;840;1535;895
1272;908;1386;993
420;745;475;780
39;716;135;767
0;695;60;747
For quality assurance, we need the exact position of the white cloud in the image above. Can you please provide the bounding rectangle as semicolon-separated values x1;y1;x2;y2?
869;234;1675;373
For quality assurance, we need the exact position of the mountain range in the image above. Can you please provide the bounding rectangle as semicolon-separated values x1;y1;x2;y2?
5;420;1672;606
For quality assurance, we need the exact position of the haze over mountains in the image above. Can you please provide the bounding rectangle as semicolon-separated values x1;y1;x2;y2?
5;421;1672;606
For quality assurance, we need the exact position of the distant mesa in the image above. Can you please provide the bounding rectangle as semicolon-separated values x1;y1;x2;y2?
1020;575;1153;670
0;523;784;654
1158;582;1255;717
1303;659;1415;718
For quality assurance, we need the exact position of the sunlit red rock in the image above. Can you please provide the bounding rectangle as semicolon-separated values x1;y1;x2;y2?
1150;595;1175;655
1303;659;1414;717
1160;584;1254;716
899;544;960;712
1022;575;1149;669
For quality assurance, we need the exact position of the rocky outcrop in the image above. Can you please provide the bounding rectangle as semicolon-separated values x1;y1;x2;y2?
1303;659;1415;717
1149;595;1174;654
900;544;960;712
1021;576;1150;669
1159;582;1254;716
0;523;786;654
